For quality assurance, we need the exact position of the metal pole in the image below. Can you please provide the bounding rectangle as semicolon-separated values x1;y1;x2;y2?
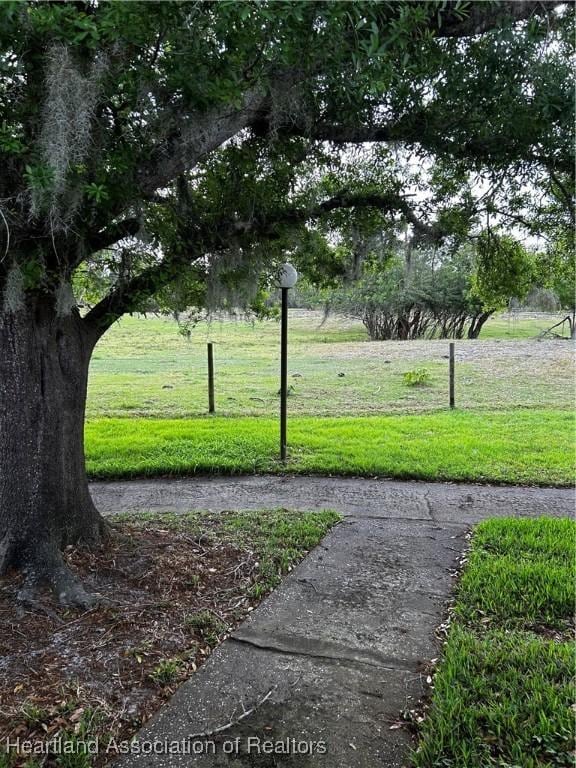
449;342;455;409
280;287;289;460
207;342;215;413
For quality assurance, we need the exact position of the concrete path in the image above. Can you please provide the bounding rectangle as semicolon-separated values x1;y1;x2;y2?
92;477;573;768
92;474;573;524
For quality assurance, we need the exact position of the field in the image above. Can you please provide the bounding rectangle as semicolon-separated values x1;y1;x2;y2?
88;311;573;418
86;310;575;485
413;517;575;767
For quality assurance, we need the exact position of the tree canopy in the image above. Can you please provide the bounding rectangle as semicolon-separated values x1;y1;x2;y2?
306;233;539;341
0;0;573;327
0;0;574;605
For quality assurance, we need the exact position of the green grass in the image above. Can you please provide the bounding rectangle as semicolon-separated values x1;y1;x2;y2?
220;506;342;595
149;658;183;685
85;311;574;485
116;507;341;597
412;518;576;768
456;518;575;629
480;313;573;340
86;312;573;418
86;409;575;485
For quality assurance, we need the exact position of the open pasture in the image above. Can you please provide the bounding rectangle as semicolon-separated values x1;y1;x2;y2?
87;311;573;419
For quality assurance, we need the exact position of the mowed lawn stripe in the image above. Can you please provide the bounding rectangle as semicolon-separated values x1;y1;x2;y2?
85;409;574;486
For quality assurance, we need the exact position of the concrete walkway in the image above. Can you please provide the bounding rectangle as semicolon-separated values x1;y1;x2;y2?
91;477;573;768
92;475;573;524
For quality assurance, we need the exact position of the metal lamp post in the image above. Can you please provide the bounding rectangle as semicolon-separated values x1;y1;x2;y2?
279;263;298;461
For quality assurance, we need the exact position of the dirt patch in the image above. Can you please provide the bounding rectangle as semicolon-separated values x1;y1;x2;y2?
310;337;570;364
0;511;338;766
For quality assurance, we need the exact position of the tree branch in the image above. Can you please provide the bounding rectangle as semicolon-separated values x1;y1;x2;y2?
432;1;560;38
83;251;199;335
317;192;441;239
88;218;142;254
135;88;268;196
83;188;442;333
132;2;565;196
230;190;442;241
548;168;576;223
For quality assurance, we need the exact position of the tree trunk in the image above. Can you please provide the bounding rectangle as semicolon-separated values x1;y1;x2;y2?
0;301;107;606
467;311;493;339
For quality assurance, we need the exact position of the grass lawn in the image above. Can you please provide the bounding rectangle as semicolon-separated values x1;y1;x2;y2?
412;517;575;768
480;312;573;340
87;312;573;418
85;409;574;486
85;311;574;485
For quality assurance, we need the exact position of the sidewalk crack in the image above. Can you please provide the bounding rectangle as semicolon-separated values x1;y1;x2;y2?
230;634;421;674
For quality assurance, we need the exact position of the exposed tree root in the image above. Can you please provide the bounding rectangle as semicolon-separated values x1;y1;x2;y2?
15;541;99;609
18;567;98;609
1;501;111;609
51;563;99;609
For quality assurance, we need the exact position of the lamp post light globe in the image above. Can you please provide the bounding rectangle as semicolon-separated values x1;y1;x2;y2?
279;262;298;289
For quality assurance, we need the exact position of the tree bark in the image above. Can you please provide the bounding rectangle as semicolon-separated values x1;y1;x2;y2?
467;311;494;339
0;300;106;606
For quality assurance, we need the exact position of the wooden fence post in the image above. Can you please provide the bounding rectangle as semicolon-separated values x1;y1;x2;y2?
207;342;215;413
449;342;455;409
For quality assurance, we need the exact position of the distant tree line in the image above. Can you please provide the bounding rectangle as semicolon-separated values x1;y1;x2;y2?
293;231;574;341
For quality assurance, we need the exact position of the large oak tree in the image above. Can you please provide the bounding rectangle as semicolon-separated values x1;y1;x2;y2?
0;0;572;605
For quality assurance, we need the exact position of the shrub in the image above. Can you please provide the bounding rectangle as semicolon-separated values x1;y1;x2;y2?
403;368;431;386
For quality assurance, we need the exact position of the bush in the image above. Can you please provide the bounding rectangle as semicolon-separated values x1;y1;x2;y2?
403;368;431;386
